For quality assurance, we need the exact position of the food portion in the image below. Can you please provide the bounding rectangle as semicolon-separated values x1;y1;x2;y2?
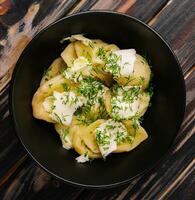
32;34;153;163
105;85;150;120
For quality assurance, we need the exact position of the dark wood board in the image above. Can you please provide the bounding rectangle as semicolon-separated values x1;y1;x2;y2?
0;0;194;199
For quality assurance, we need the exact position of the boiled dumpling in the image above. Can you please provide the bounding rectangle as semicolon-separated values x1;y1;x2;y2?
40;57;66;85
105;85;150;120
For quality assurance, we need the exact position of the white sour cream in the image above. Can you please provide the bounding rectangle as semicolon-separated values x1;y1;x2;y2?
95;119;128;158
43;91;85;125
112;96;140;119
76;153;89;163
111;86;141;119
114;49;136;77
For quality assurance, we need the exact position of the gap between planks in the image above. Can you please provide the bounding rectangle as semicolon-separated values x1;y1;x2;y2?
184;65;195;80
0;154;27;187
148;0;173;26
158;159;195;200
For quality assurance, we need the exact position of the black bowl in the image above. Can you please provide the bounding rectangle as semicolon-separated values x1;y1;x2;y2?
10;11;185;188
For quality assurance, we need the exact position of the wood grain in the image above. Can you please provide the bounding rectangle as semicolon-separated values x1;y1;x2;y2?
0;158;83;200
0;0;79;81
0;0;194;199
150;0;195;74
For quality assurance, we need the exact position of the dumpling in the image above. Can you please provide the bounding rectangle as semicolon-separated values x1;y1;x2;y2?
80;119;148;158
54;116;86;150
32;75;78;123
75;77;110;124
61;34;119;86
114;54;151;89
72;118;101;159
61;43;77;67
40;57;66;85
105;85;150;120
115;120;148;153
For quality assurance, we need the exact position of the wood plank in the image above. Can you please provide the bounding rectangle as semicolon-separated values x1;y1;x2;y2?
149;0;195;74
0;0;79;80
0;0;194;199
0;83;26;179
91;0;169;22
0;158;82;200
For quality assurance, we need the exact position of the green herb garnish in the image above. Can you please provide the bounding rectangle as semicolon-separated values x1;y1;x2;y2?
97;47;106;60
61;83;69;91
96;130;110;146
146;84;154;97
62;128;69;142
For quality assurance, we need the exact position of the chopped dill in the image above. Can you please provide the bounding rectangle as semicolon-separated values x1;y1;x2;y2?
139;76;145;84
48;83;52;88
131;115;143;130
123;87;141;103
97;47;121;77
105;52;121;77
53;112;63;124
146;84;154;97
43;66;51;77
77;77;104;100
88;41;95;49
96;130;110;146
62;128;69;142
115;131;126;144
97;47;106;60
61;83;69;91
51;105;56;110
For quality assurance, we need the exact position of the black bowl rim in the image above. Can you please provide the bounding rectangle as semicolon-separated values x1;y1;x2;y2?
10;10;186;189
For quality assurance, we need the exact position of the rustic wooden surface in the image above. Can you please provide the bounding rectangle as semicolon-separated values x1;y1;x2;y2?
0;0;194;199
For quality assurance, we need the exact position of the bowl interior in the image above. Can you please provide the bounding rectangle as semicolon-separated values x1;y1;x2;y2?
11;11;185;188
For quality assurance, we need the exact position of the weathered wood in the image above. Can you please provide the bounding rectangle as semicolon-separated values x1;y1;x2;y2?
0;0;194;199
149;0;195;74
0;83;26;179
0;158;83;200
0;0;79;81
91;0;169;22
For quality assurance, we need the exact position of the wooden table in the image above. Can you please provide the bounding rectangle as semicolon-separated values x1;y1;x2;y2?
0;0;194;199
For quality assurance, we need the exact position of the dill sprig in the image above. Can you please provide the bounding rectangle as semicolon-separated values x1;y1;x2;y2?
97;47;106;60
62;128;69;142
61;83;69;91
105;52;121;77
77;77;104;100
146;84;154;97
123;87;141;103
96;130;110;146
97;47;121;77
